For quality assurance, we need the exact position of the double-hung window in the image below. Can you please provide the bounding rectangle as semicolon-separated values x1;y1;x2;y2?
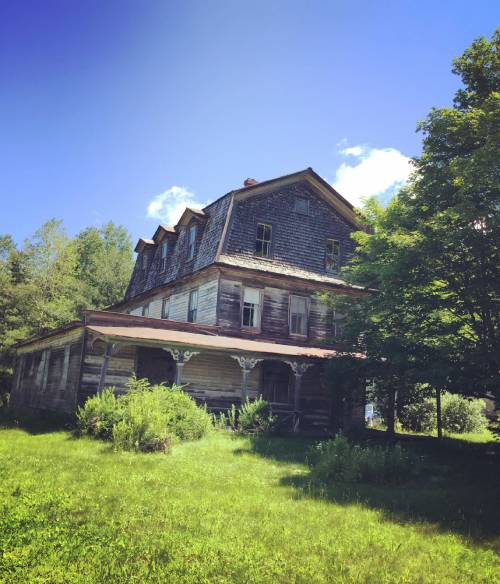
289;295;308;336
161;297;170;319
332;310;346;339
187;289;198;323
188;224;197;260
142;303;149;317
325;239;341;273
242;287;262;329
160;240;168;272
255;223;272;258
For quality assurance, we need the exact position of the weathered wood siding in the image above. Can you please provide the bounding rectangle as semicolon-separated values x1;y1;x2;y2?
218;276;334;342
79;340;137;403
122;272;219;326
11;327;84;414
182;352;260;409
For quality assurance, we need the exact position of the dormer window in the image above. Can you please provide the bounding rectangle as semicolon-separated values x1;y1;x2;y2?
188;223;197;261
325;239;340;273
160;240;168;272
141;252;148;272
255;223;272;258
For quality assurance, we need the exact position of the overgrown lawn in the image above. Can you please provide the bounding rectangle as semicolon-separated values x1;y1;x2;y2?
0;427;498;583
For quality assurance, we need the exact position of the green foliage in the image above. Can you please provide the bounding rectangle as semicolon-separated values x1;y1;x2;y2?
399;393;488;434
212;397;277;434
309;434;420;484
77;377;212;452
400;399;437;433
441;393;488;434
0;220;134;391
321;30;500;421
76;388;123;439
112;387;174;453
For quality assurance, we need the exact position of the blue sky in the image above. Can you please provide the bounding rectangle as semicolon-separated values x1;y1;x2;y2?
0;1;497;246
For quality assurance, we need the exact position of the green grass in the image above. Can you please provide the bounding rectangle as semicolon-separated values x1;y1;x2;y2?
0;426;499;583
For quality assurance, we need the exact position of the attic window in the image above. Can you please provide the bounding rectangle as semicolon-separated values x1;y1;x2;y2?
325;239;340;273
255;223;272;258
294;196;309;215
160;240;168;272
187;223;197;261
141;252;148;271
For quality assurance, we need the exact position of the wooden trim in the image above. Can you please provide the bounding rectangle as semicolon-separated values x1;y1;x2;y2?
215;195;235;261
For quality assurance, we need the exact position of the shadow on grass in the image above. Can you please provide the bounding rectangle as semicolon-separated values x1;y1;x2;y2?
0;408;75;435
237;430;500;546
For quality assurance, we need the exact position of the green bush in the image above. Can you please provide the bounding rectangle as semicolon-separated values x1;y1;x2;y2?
441;394;487;434
400;399;437;433
112;387;174;453
309;434;419;484
76;388;123;439
237;396;277;434
77;377;212;452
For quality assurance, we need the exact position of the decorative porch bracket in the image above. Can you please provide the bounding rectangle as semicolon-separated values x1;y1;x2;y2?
231;355;263;402
162;348;199;385
97;342;120;393
285;361;314;433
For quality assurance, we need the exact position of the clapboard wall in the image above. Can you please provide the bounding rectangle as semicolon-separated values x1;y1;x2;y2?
11;326;84;414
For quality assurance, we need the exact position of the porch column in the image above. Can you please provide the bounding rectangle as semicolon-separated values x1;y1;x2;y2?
163;349;199;386
231;356;262;402
285;361;313;433
97;342;119;393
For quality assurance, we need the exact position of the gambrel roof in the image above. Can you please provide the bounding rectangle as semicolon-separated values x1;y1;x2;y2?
126;168;364;301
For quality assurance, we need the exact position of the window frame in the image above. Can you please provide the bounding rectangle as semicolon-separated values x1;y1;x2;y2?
288;294;309;337
332;309;346;340
142;303;150;317
294;196;309;215
255;222;272;258
325;238;341;274
187;223;197;261
160;240;169;272
161;297;170;320
187;288;198;323
240;286;263;331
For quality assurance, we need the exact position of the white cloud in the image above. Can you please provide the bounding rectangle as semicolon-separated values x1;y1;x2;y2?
146;186;206;225
332;145;413;207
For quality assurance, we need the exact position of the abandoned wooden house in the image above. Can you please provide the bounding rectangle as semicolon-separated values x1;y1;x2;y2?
10;168;368;432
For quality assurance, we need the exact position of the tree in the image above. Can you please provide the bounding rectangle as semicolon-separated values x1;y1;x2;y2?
322;29;500;433
0;219;134;392
75;222;134;308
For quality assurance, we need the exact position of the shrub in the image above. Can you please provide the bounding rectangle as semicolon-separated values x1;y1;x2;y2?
237;396;277;434
76;388;123;439
400;398;436;433
77;377;212;452
112;387;174;453
309;434;419;484
442;394;487;434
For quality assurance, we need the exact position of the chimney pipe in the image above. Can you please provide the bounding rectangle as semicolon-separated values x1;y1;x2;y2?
244;178;258;187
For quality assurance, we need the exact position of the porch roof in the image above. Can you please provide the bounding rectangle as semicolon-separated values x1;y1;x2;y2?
86;324;358;360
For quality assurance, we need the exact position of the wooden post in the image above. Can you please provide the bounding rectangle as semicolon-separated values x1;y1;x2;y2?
436;387;442;439
285;361;313;433
175;361;184;385
231;356;262;403
59;345;71;392
97;343;114;393
163;348;199;387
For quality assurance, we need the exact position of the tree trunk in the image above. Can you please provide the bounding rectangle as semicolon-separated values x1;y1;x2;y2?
436;387;442;439
387;387;396;435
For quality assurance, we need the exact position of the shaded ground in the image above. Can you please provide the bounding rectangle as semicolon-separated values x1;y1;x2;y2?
241;430;500;544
